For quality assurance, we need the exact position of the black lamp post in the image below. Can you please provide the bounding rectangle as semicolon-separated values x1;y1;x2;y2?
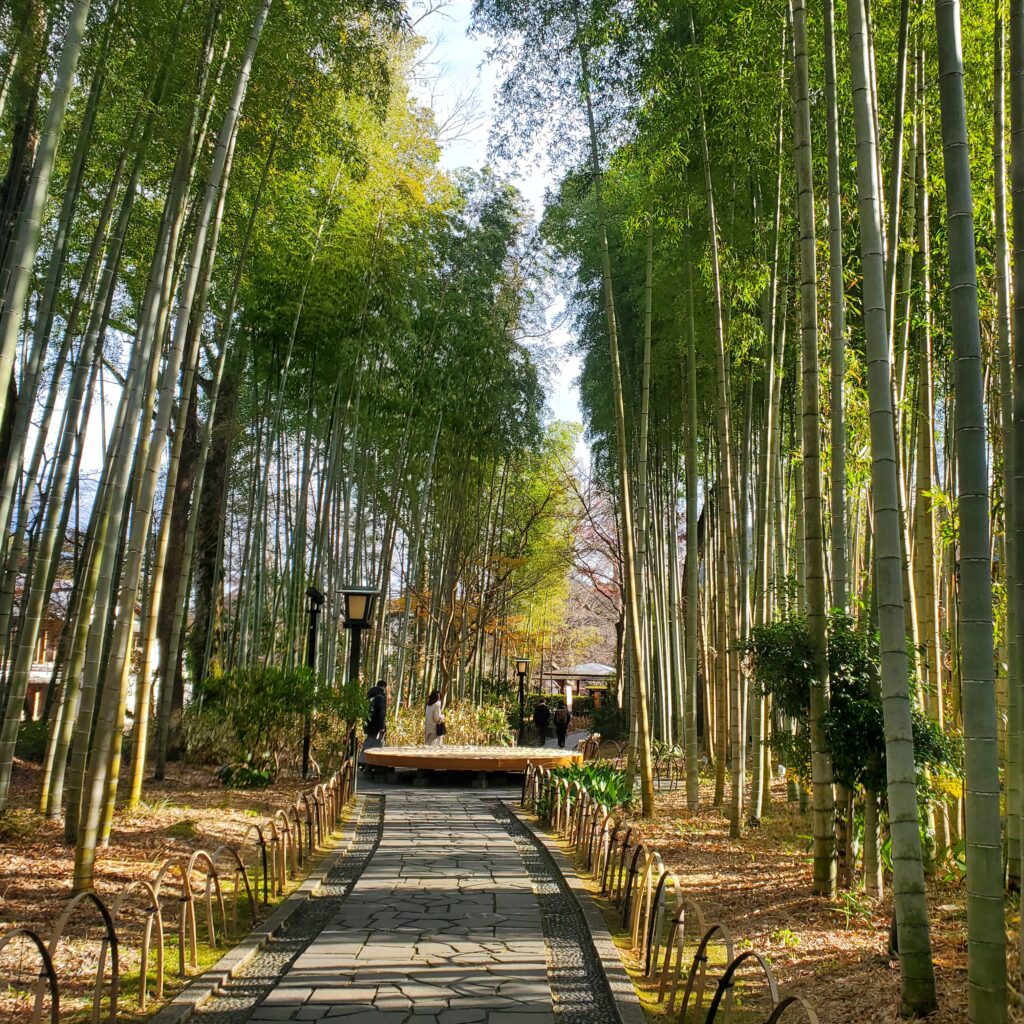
340;584;379;688
515;657;530;746
302;586;325;778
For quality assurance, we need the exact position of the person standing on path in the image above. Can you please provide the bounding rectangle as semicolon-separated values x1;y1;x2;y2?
360;679;387;767
424;690;445;745
553;701;570;748
533;701;551;745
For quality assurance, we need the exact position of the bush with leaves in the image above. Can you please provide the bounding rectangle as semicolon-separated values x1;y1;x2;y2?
592;698;627;740
547;760;632;810
14;719;48;762
570;694;596;716
743;612;961;797
386;699;516;746
216;753;275;789
183;665;351;775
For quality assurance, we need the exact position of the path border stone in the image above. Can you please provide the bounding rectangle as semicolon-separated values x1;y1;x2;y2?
504;803;647;1024
149;795;368;1024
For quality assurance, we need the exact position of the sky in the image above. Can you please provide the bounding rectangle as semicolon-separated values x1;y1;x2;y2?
415;0;587;446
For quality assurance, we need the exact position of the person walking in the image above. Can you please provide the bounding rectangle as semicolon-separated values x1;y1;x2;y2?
364;679;387;745
425;690;446;745
533;701;551;746
553;701;570;749
359;679;388;768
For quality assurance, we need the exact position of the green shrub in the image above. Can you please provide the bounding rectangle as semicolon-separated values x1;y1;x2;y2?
184;665;352;771
592;699;627;740
743;612;962;796
15;719;48;762
570;695;595;716
216;753;275;789
549;760;632;810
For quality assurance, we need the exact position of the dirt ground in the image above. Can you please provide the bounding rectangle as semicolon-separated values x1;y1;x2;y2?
0;757;331;1021
0;755;1012;1023
608;778;1011;1024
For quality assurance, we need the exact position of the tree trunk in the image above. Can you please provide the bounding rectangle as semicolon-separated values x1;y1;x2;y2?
790;0;837;898
0;0;93;432
824;0;847;611
684;230;700;810
576;15;655;815
847;0;937;1011
934;0;1008;1016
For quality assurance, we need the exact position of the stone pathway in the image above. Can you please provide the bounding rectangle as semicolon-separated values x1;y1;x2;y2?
537;729;588;750
202;785;620;1024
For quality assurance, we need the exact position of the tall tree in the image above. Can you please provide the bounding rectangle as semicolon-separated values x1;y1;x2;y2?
789;0;836;898
847;0;936;1012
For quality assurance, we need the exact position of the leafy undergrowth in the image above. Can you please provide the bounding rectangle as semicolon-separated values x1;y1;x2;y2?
603;777;1009;1024
0;757;345;1022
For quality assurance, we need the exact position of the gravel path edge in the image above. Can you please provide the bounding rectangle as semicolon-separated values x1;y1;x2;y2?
504;802;648;1024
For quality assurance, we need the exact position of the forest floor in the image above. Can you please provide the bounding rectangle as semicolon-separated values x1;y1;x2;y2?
606;775;1013;1024
0;756;341;1021
1;754;1013;1023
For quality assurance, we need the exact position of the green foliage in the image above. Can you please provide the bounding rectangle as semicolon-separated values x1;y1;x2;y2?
14;719;48;763
548;760;632;810
744;613;962;796
0;808;39;843
183;665;347;769
570;695;595;716
216;754;275;789
592;698;628;740
832;889;875;930
387;700;515;746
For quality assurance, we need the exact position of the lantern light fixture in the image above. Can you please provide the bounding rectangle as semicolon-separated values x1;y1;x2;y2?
340;585;378;629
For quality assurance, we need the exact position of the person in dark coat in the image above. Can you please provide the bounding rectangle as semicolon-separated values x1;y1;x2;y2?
365;680;388;741
359;680;388;770
553;701;571;749
533;701;551;745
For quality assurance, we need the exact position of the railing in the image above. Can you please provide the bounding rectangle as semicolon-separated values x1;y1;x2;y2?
522;762;820;1024
0;754;358;1023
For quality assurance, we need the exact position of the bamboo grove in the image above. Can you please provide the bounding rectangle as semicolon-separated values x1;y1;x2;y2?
472;0;1024;1018
0;0;579;897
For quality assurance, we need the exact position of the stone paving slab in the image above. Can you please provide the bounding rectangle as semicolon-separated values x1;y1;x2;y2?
251;792;553;1023
187;781;624;1024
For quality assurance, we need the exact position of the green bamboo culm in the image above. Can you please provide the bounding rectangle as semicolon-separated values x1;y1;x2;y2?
934;0;1008;1018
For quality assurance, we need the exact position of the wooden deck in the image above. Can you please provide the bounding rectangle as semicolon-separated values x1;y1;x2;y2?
362;744;582;773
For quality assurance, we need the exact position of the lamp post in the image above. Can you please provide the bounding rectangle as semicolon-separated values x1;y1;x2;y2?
339;585;379;781
340;584;379;687
515;657;530;746
302;586;325;778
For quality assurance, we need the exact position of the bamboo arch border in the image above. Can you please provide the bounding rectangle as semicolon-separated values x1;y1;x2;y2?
764;995;821;1022
519;758;821;1024
657;898;706;1011
643;868;683;977
36;889;119;1024
675;922;736;1022
703;949;780;1023
0;927;59;1024
109;879;165;1011
0;755;360;1018
208;843;258;936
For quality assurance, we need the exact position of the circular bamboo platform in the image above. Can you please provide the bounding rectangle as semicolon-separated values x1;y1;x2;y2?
362;744;582;774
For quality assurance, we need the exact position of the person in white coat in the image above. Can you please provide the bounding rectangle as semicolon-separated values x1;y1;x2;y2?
425;690;445;745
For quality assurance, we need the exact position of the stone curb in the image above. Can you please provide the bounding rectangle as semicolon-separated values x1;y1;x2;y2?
148;796;365;1024
506;803;647;1024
